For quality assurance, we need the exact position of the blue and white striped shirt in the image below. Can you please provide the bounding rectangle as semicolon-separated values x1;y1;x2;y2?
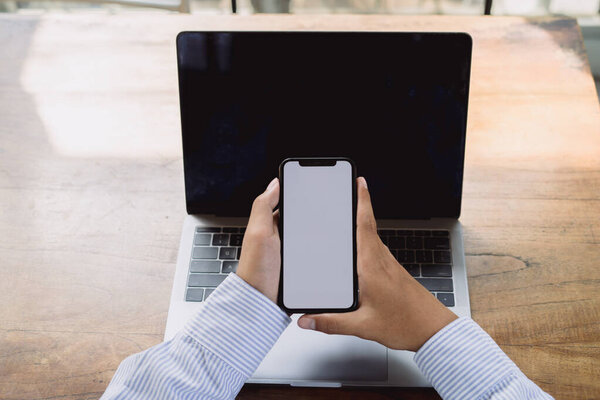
101;273;553;399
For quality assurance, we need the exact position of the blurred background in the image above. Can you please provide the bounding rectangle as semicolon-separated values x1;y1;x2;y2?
0;0;598;15
2;0;599;97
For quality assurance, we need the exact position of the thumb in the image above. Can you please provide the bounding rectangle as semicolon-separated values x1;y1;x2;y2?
356;177;377;237
298;313;357;336
247;178;280;232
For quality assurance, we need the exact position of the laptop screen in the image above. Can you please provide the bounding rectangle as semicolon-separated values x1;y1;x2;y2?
177;32;471;218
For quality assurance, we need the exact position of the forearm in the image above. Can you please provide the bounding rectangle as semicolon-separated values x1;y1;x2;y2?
102;273;291;400
414;317;553;400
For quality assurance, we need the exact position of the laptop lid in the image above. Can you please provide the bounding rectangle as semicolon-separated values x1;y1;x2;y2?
176;32;472;219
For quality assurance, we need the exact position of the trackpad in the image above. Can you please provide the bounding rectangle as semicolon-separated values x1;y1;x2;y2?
251;315;387;382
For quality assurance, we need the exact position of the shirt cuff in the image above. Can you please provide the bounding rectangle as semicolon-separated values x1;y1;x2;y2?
182;273;291;378
414;317;520;400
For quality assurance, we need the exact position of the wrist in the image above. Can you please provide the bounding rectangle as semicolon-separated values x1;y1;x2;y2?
413;308;458;352
236;270;278;304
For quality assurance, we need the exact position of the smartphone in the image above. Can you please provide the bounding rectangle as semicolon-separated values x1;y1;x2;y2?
279;157;358;314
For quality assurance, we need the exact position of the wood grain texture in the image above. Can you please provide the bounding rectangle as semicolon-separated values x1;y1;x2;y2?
0;13;598;400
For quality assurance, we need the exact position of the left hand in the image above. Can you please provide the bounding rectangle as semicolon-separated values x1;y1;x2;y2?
236;178;281;304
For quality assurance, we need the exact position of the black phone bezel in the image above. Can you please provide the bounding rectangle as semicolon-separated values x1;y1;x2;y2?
277;157;359;314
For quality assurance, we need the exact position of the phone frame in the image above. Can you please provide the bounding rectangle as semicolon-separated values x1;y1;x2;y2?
278;157;359;314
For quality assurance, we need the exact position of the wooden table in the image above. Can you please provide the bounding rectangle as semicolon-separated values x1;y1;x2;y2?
1;13;599;400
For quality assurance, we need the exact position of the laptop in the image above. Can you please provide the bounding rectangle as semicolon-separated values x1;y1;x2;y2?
166;31;472;387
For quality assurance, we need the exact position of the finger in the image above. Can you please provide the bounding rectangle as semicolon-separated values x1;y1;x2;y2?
356;177;377;236
298;313;358;336
248;178;280;233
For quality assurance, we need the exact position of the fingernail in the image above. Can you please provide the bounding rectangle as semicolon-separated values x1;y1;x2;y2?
298;317;316;330
359;177;368;189
266;178;278;192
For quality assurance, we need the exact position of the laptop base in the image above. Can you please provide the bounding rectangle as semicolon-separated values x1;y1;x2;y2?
165;214;470;387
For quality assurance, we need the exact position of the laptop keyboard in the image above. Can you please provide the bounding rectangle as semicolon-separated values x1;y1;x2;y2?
186;226;245;302
378;229;455;307
186;226;454;307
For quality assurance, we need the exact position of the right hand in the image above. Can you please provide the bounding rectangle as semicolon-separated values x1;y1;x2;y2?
298;177;458;352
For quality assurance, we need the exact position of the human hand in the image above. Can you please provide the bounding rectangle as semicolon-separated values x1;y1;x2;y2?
297;177;457;352
236;178;281;304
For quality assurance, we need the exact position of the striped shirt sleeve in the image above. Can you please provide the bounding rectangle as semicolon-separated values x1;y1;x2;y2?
101;273;291;400
414;317;554;400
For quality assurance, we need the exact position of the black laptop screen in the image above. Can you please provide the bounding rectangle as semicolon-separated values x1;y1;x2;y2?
177;32;471;218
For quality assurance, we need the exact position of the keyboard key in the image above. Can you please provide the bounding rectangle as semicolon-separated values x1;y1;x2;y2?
222;261;238;273
434;250;452;264
380;236;389;246
190;260;221;273
236;247;241;260
192;247;218;259
196;227;221;233
223;227;239;233
424;237;450;250
403;263;420;276
432;230;450;237
212;234;229;246
414;230;431;236
416;250;433;263
219;247;237;260
378;229;396;236
396;230;414;236
388;237;405;250
416;278;453;292
422;264;452;277
188;274;227;287
204;289;215;300
437;292;455;307
229;234;243;246
185;288;204;302
395;250;415;263
406;237;423;249
194;234;211;246
240;227;246;233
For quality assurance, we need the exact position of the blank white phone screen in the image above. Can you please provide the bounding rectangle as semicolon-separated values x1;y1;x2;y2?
282;160;354;309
